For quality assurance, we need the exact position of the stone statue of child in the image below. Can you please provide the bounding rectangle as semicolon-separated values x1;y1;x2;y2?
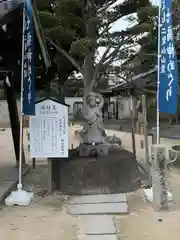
82;92;106;144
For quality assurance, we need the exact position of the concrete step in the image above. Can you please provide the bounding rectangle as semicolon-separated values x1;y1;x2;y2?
67;202;128;215
85;235;117;240
69;193;126;205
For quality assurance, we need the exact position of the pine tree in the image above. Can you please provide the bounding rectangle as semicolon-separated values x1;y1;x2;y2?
36;0;158;140
36;0;155;93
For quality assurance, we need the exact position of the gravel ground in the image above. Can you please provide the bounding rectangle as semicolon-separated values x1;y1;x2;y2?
115;170;180;240
0;127;82;240
0;126;180;239
0;162;84;240
110;129;180;240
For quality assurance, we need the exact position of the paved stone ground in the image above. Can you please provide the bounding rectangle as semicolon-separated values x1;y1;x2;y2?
67;194;127;239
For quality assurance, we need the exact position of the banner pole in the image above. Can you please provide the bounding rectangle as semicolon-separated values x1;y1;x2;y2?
4;1;34;206
18;2;26;190
156;0;161;144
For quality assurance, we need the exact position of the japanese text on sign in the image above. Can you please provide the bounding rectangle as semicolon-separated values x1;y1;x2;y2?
159;0;178;114
29;100;68;158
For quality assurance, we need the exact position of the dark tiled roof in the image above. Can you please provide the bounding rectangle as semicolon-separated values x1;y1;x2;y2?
109;67;157;92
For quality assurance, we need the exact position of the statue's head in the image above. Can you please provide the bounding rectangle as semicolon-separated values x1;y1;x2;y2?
86;92;104;109
87;93;97;108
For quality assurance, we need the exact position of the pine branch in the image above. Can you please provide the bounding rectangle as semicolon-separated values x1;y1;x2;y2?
111;73;153;94
103;40;138;65
98;0;118;14
46;37;83;76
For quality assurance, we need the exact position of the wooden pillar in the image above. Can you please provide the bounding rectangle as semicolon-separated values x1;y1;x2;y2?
113;101;116;118
115;99;119;120
4;73;25;165
142;95;151;185
51;159;61;190
48;158;53;194
108;98;110;119
152;127;157;144
130;94;136;157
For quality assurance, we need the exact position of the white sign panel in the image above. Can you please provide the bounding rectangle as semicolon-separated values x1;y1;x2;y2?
29;99;68;158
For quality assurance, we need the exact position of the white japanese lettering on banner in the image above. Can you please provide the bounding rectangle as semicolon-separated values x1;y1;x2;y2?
159;0;178;114
24;13;32;105
160;0;175;101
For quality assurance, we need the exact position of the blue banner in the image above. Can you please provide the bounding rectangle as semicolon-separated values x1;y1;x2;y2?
159;0;178;114
22;0;35;115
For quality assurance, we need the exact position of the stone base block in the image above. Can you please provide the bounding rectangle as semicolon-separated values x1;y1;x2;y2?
79;143;108;157
59;148;141;194
79;144;92;157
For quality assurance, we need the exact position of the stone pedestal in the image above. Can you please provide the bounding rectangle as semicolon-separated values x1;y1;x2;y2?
59;148;141;195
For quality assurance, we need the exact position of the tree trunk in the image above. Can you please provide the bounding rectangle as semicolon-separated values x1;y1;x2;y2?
82;52;94;116
79;0;107;144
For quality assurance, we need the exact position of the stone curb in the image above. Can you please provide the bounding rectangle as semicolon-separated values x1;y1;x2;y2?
0;166;31;204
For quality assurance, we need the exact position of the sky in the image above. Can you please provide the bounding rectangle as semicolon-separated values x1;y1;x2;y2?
98;0;158;60
111;0;157;32
95;0;161;80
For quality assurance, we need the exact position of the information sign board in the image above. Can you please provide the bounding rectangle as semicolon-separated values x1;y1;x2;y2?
29;99;68;158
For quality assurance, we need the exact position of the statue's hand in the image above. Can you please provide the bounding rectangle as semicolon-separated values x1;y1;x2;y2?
84;113;96;123
84;115;89;121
